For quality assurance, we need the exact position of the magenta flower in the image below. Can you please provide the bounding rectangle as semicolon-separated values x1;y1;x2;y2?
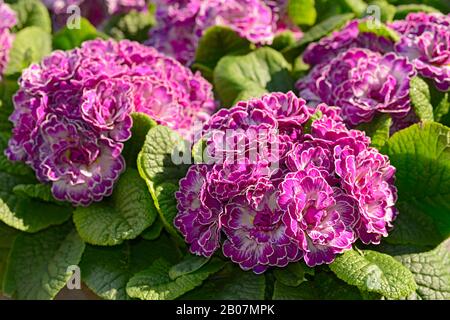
6;39;215;205
297;48;416;127
0;0;16;81
175;92;398;272
148;0;275;65
390;13;450;92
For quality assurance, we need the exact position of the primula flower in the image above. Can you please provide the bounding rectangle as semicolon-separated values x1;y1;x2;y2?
297;48;416;127
0;0;16;81
149;0;287;65
6;39;215;205
389;12;450;92
175;92;398;273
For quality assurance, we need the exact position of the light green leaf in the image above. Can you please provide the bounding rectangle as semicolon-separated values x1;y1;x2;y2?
433;93;449;123
214;47;293;106
366;0;396;22
395;239;450;300
287;0;317;26
270;31;297;51
2;223;85;299
122;113;157;168
10;0;51;33
141;218;164;241
394;4;440;20
104;9;155;42
273;262;313;287
329;249;417;299
137;125;190;241
282;13;354;62
181;264;266;300
273;271;363;300
53;18;100;50
409;77;434;121
341;0;368;16
356;113;392;150
73;169;157;246
5;26;51;76
193;26;252;80
126;258;224;300
80;235;181;300
169;255;210;280
13;184;63;205
383;122;450;237
358;20;400;42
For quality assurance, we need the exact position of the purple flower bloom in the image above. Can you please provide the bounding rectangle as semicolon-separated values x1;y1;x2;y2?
6;39;215;205
297;48;416;127
149;0;275;65
175;92;398;272
0;0;16;81
390;13;450;92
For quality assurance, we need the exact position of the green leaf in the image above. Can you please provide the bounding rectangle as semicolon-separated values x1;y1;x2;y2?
126;258;224;300
329;249;417;299
181;264;266;300
0;222;18;292
287;0;317;26
104;9;155;42
273;262;313;287
137;125;190;241
394;4;440;20
270;31;297;51
73;168;157;246
382;122;450;237
340;0;368;16
395;239;450;300
9;0;51;33
409;77;434;121
169;255;210;280
52;18;100;50
141;218;164;241
358;20;400;42
273;271;363;300
0;80;19;133
366;0;396;22
214;47;293;106
282;13;354;62
193;26;252;79
122;113;157;168
2;223;85;299
5;26;51;76
13;184;63;205
356;114;392;150
433;93;449;123
0;171;73;233
80;235;181;300
0;132;33;177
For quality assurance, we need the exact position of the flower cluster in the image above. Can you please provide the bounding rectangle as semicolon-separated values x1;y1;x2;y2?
175;92;397;273
149;0;300;65
6;39;215;206
43;0;148;27
0;0;16;81
389;12;450;92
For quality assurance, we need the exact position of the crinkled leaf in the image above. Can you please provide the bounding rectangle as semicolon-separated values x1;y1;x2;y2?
409;77;434;121
273;262;313;287
9;0;51;33
270;31;297;51
80;235;181;300
13;184;63;205
214;47;293;106
287;0;317;26
193;26;252;79
104;9;155;42
53;18;100;50
282;13;354;62
329;249;417;299
358;20;400;42
383;122;450;238
181;264;265;300
273;271;362;300
5;26;51;76
169;255;210;280
395;239;450;300
141;218;164;241
2;223;85;299
126;258;224;300
73;168;157;246
434;93;449;124
137;125;189;241
357;113;392;150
